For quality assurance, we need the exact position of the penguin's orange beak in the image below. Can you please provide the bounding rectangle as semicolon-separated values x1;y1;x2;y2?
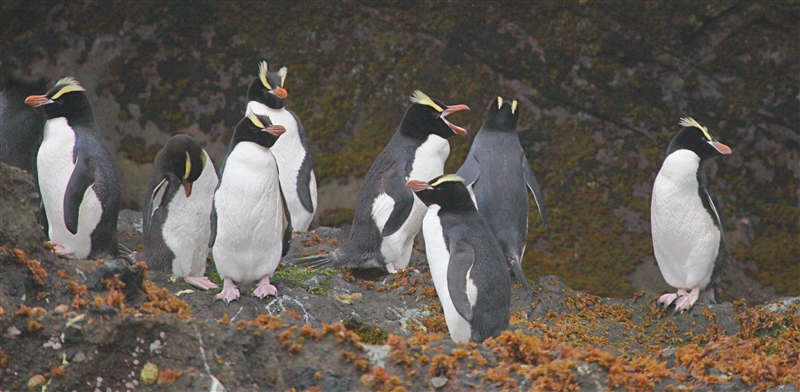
272;87;288;99
709;141;732;155
406;180;432;192
25;95;51;107
266;125;286;136
182;180;193;198
441;104;470;136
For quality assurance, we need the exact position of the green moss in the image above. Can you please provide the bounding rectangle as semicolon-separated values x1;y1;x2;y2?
118;135;161;164
343;319;388;345
205;262;222;286
273;265;337;294
317;208;355;228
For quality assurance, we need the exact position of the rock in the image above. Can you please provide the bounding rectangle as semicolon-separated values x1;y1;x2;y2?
430;376;448;389
84;258;146;306
140;362;158;385
27;374;45;391
0;163;43;254
72;351;86;363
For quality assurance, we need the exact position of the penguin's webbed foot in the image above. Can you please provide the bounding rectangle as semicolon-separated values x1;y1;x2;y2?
215;277;240;304
673;287;699;312
185;276;219;291
658;293;679;308
253;275;278;299
385;262;397;274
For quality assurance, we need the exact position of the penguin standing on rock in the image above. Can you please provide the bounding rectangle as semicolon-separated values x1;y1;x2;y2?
651;117;732;312
408;174;510;343
1;76;47;172
457;97;547;295
211;108;292;304
143;135;218;290
247;61;317;231
25;77;121;259
291;91;469;273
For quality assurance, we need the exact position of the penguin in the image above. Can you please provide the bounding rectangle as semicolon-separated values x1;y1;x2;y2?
25;77;121;260
407;174;511;343
247;61;317;231
1;76;47;172
291;90;469;273
143;134;219;290
651;117;732;312
210;107;293;304
457;97;547;295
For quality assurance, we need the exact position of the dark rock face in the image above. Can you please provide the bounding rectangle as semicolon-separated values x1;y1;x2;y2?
0;162;43;254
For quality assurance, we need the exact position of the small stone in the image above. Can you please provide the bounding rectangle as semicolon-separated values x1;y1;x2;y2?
54;304;69;313
73;351;86;363
360;374;375;388
140;362;158;385
430;376;448;389
31;307;46;316
4;326;21;338
335;294;354;305
27;374;46;391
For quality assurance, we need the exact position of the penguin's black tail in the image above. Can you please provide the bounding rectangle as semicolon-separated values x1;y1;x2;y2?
117;243;135;264
285;253;338;270
510;256;533;296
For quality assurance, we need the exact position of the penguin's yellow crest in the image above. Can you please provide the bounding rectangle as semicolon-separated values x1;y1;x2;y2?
200;150;207;169
246;107;265;128
278;66;287;87
51;77;85;100
431;174;464;187
258;61;271;90
497;97;503;109
410;90;443;113
511;100;518;114
679;117;713;141
184;152;192;179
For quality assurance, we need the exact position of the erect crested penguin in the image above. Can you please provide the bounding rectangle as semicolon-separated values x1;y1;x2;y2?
457;97;547;295
1;76;47;173
408;174;511;343
25;77;121;260
290;90;469;273
651;117;732;312
247;61;317;231
143;134;219;290
210;108;292;304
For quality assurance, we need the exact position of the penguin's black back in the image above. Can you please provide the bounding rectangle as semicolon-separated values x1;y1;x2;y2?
142;150;184;271
0;77;47;172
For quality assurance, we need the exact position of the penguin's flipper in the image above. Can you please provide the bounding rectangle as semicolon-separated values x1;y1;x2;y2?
279;183;293;257
456;153;480;187
447;240;476;322
289;111;316;214
381;164;415;237
63;150;96;234
522;156;547;228
209;203;217;248
509;255;533;295
700;178;729;304
144;178;169;232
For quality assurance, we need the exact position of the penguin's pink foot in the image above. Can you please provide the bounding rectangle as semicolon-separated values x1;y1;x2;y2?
185;276;219;290
674;287;700;312
45;241;73;257
385;262;397;274
253;275;278;299
658;293;679;307
215;277;240;304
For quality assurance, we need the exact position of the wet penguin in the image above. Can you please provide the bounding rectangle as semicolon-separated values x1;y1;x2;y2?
143;135;219;290
651;117;732;312
25;77;121;259
247;61;317;231
408;174;510;343
457;97;546;295
1;76;47;172
211;108;292;304
292;91;469;273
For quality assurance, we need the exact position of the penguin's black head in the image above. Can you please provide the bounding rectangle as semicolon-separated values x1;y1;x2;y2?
407;174;475;212
666;117;732;160
246;61;288;109
234;108;286;148
399;90;470;140
25;77;92;121
159;134;207;198
483;97;519;132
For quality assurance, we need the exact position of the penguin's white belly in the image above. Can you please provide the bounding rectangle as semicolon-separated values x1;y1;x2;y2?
213;142;283;284
37;118;102;259
651;152;719;290
164;153;218;277
423;206;471;343
248;102;316;231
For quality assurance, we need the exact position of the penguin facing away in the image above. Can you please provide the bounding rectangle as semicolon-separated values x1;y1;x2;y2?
651;117;732;312
210;108;292;304
457;97;547;295
25;77;121;260
291;90;469;273
247;61;317;231
1;76;47;172
408;174;511;343
143;134;219;290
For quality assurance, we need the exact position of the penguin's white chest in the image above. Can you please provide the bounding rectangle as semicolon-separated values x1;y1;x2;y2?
213;142;283;284
248;102;317;231
163;151;218;277
422;206;472;343
37;118;102;259
651;150;719;290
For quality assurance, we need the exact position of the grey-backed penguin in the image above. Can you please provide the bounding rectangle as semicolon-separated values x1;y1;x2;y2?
210;108;292;304
247;61;317;231
143;134;219;290
291;91;469;273
25;77;121;260
408;174;510;343
1;76;47;172
457;97;547;295
651;117;732;312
